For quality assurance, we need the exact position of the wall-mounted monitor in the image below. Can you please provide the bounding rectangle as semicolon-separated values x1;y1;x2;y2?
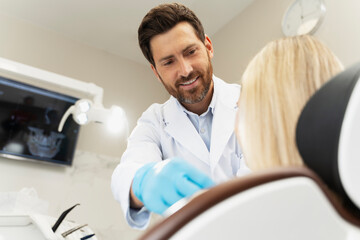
0;76;80;166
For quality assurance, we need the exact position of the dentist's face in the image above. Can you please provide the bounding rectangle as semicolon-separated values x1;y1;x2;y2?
150;22;214;105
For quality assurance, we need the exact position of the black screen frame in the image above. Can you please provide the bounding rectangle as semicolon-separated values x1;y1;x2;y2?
0;75;80;166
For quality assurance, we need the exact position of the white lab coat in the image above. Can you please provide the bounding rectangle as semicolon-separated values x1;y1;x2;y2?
111;76;249;228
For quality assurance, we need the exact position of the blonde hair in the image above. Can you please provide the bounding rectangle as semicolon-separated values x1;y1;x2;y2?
236;35;343;171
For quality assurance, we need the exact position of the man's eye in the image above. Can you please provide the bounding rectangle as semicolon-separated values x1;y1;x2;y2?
188;49;196;55
163;60;173;66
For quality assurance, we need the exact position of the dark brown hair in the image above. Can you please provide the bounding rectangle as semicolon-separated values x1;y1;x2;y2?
138;3;205;66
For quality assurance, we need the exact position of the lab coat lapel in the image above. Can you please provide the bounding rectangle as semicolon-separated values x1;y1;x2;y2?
163;97;209;162
210;78;239;167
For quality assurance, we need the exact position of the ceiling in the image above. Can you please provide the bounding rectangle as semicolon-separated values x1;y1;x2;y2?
0;0;254;65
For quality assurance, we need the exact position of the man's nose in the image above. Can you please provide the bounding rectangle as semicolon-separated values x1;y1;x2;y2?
178;58;193;78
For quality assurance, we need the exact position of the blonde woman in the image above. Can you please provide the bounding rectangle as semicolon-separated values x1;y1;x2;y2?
236;35;343;171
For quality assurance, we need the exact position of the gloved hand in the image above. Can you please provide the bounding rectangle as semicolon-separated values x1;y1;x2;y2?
132;157;215;215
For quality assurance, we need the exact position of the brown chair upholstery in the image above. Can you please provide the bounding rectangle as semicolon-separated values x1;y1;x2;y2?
139;167;360;240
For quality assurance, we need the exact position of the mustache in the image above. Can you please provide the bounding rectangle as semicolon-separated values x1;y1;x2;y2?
176;72;201;86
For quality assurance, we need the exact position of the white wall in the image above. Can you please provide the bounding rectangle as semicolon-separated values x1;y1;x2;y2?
0;12;167;240
212;0;360;83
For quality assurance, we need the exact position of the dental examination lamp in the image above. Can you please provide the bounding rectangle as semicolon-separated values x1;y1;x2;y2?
58;98;128;134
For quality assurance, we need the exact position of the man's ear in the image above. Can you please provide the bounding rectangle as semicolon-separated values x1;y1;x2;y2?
204;34;214;59
151;64;162;83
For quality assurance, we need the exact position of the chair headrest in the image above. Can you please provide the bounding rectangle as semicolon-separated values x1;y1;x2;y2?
296;62;360;209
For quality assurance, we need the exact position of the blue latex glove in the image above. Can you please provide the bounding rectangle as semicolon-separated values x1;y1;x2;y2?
132;157;215;215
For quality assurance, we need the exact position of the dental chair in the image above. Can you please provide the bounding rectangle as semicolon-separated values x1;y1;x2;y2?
138;63;360;240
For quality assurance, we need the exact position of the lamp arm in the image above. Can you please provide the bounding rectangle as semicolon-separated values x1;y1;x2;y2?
58;105;75;132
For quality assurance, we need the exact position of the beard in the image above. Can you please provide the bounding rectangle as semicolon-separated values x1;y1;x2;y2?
158;56;213;105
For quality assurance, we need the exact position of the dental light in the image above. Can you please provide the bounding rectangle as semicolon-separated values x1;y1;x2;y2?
58;99;128;134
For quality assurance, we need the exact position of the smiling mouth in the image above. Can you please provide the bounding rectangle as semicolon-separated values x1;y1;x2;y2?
180;76;199;86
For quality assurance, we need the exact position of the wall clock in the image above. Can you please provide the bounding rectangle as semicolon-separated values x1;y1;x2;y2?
282;0;326;36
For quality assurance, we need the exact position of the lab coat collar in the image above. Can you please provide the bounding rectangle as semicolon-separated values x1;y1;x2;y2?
162;75;239;166
210;76;239;167
163;96;209;163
